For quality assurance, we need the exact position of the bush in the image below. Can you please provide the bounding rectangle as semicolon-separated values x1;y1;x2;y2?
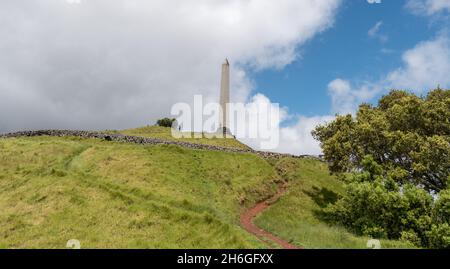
156;118;176;128
427;223;450;249
400;230;421;247
433;189;450;224
325;156;441;248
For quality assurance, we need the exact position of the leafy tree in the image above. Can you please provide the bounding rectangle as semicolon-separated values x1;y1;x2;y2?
313;89;450;192
156;118;177;128
315;89;450;248
427;190;450;248
433;189;450;225
325;156;438;247
427;223;450;248
325;156;432;242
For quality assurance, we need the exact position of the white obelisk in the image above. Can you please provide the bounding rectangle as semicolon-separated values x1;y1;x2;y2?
219;59;230;135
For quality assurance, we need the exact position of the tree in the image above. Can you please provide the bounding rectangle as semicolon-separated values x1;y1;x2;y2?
156;118;177;128
315;89;450;248
427;190;450;248
312;89;450;192
325;156;440;247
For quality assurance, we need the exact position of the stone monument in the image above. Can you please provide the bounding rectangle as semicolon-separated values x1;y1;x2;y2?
219;59;232;136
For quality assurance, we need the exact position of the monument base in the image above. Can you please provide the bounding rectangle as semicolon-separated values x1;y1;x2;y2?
217;127;234;138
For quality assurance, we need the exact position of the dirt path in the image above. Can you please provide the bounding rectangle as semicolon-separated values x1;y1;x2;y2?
240;185;301;249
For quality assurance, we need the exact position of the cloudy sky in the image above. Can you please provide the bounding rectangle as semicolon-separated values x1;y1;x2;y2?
1;0;449;155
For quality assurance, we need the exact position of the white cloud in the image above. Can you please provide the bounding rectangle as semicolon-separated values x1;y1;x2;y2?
368;21;383;37
327;79;376;115
0;0;341;133
277;115;334;155
66;0;81;4
237;94;288;151
327;34;450;116
368;21;388;43
328;79;353;114
238;93;333;155
386;35;450;92
406;0;450;15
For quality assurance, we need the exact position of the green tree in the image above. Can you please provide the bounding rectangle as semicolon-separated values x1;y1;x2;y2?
315;89;450;248
312;89;450;192
433;189;450;225
156;118;177;128
427;190;450;248
427;223;450;248
325;156;435;247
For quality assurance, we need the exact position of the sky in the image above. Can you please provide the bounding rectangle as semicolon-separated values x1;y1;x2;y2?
1;0;450;155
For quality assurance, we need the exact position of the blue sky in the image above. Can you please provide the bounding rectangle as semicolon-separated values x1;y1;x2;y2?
253;0;442;118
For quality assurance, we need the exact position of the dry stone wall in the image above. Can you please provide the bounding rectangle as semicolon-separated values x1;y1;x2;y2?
0;130;321;160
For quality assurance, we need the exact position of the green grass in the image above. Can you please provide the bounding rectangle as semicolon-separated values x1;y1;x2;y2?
255;158;415;249
0;136;276;248
108;125;251;150
0;135;412;249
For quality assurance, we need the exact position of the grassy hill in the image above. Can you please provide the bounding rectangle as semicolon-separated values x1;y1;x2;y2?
256;158;413;249
108;126;251;150
0;132;411;248
0;136;276;248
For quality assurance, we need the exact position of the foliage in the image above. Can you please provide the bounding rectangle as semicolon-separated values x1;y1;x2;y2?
312;88;450;192
315;89;450;248
427;223;450;249
325;156;450;248
432;189;450;226
156;117;176;128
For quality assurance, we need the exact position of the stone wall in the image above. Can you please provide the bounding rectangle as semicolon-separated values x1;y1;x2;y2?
0;130;322;160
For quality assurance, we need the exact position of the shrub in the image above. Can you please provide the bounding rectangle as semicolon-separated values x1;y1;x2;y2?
427;223;450;249
400;230;421;247
325;156;440;247
156;118;176;128
433;189;450;224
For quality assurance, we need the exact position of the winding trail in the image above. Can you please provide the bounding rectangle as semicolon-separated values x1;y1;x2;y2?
240;185;301;249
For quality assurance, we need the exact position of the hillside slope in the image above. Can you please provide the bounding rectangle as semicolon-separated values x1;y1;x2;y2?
256;158;413;249
0;136;276;248
0;134;410;248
